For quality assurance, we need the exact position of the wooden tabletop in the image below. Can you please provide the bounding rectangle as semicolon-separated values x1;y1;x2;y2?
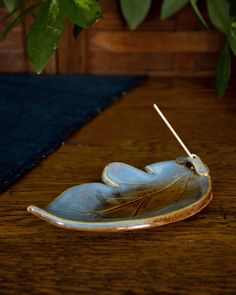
0;77;235;294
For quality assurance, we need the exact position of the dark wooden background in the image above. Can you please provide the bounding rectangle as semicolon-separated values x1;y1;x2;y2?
0;0;234;75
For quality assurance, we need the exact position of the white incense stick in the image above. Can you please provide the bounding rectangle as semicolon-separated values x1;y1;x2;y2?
153;104;193;158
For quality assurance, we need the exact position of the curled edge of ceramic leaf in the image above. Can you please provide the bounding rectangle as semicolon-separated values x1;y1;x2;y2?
27;155;212;232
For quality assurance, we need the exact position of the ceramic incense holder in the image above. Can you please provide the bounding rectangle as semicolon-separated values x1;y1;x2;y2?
28;154;212;231
28;105;212;231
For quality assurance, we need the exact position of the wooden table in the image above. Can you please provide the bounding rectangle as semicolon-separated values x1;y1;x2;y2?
0;77;235;294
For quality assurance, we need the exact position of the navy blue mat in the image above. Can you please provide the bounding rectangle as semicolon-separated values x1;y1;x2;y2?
0;74;145;194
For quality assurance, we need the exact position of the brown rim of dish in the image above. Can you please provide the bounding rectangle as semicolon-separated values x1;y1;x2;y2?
27;187;213;232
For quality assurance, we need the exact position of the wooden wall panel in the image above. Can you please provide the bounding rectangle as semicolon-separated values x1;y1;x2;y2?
86;51;173;75
87;31;223;53
85;0;225;76
0;0;232;76
57;22;86;74
0;7;25;72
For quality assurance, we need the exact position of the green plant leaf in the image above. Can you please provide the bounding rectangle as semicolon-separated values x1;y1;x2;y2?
27;0;65;74
216;39;231;97
206;0;230;34
60;0;102;28
73;24;82;39
228;27;236;55
120;0;152;30
190;0;209;30
0;5;37;42
232;19;236;29
228;1;236;55
3;0;17;12
160;0;189;20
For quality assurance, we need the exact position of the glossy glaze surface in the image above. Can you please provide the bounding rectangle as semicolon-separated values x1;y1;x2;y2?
28;155;212;231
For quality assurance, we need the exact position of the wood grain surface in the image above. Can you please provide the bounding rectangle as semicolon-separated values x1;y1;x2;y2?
0;77;235;294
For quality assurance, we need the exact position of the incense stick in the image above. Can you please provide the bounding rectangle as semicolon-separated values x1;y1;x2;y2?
153;104;193;158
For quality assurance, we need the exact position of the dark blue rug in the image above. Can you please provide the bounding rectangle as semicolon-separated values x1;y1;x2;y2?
0;74;145;194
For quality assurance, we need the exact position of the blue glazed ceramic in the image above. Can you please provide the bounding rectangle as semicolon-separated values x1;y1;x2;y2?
27;155;212;231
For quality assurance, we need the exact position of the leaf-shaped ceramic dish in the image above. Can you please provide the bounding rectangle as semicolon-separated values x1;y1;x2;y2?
28;155;212;231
